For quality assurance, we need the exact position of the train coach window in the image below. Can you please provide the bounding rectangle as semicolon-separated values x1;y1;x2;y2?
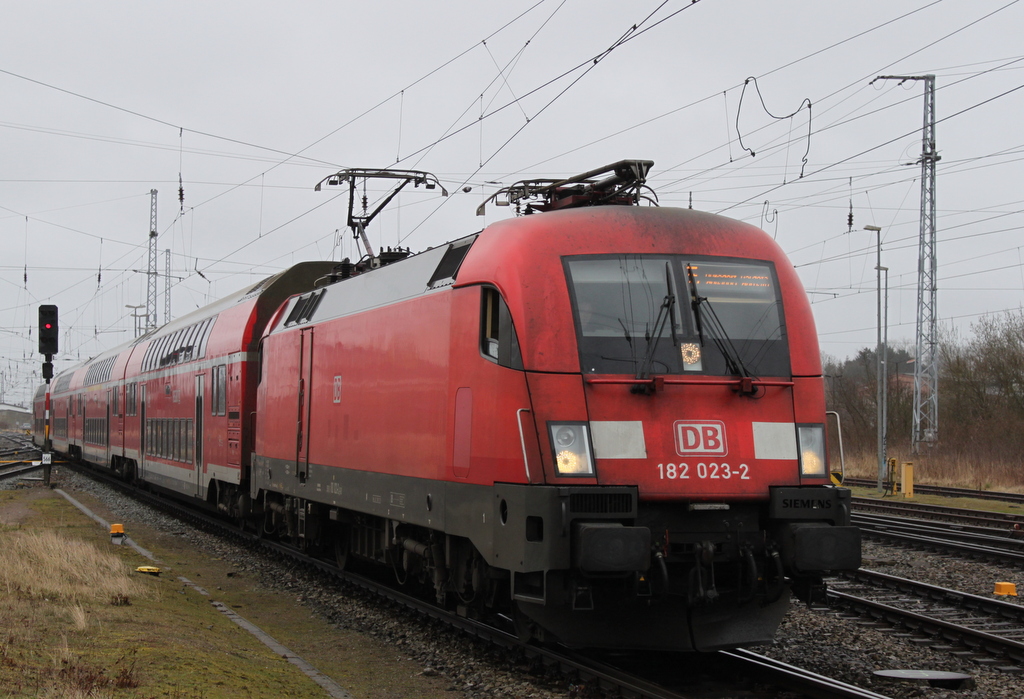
211;365;227;416
177;419;186;461
125;383;137;417
141;316;217;372
53;373;73;393
481;288;523;370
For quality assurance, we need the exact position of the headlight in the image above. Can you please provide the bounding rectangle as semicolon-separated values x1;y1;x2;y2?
548;422;595;476
797;425;826;478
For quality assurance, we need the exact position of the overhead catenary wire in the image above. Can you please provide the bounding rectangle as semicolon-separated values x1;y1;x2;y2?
398;0;701;244
6;1;1024;399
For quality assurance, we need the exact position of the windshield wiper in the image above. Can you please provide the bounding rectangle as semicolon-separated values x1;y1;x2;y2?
686;264;705;347
686;264;755;384
634;263;677;389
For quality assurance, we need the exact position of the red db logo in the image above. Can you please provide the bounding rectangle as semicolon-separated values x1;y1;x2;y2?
674;421;727;456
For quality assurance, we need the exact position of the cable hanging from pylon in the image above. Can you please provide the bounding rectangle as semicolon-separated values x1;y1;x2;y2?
178;127;185;213
847;177;854;233
735;76;812;178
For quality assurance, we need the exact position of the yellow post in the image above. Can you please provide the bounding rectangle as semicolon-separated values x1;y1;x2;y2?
901;462;914;498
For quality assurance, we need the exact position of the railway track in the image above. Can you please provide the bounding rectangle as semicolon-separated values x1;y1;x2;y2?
0;432;41;477
828;568;1024;670
844;477;1024;506
57;460;886;699
851;511;1024;566
0;431;38;460
853;497;1024;532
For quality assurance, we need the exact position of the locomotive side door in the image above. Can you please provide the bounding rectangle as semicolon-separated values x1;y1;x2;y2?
194;375;204;497
296;327;313;482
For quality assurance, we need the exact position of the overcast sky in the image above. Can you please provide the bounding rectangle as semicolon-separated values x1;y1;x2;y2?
2;0;1022;405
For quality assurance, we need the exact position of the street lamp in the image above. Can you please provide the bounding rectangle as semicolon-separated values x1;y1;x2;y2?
864;225;886;493
126;305;146;339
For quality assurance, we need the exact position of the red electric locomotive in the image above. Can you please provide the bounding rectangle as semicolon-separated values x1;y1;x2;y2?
36;161;860;652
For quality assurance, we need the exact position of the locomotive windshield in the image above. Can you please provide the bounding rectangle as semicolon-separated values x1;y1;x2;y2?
565;255;789;377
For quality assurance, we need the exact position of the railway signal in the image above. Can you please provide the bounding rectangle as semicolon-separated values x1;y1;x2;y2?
37;303;57;485
38;304;58;355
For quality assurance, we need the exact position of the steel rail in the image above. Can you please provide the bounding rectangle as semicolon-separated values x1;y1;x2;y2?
852;514;1024;565
853;512;1024;549
854;497;1024;531
844;477;1024;505
837;568;1024;624
718;649;894;699
0;462;44;479
828;580;1024;666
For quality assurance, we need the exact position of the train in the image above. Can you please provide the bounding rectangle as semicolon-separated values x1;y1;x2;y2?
34;161;860;651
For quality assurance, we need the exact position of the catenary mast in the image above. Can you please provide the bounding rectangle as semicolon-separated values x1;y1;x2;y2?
146;189;158;331
873;75;938;452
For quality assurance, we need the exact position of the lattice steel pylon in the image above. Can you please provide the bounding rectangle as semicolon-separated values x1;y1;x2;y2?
146;190;158;331
875;74;939;452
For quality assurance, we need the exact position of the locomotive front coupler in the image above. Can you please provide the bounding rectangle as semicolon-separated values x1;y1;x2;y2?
687;541;719;605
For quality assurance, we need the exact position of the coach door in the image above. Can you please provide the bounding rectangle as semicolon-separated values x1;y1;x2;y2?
139;385;147;481
296;328;314;482
106;389;112;467
194;375;204;497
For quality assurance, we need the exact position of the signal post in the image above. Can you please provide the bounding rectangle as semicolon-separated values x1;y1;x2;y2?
38;305;58;485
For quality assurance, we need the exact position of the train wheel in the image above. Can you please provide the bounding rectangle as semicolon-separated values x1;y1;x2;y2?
235;493;252;533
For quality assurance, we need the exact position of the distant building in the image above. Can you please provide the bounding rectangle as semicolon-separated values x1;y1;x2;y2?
0;403;32;430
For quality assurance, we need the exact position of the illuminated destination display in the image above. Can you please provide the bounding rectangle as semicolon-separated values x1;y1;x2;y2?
689;263;775;300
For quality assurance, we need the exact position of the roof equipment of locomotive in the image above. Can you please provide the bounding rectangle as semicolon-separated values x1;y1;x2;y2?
314;167;447;261
476;159;657;216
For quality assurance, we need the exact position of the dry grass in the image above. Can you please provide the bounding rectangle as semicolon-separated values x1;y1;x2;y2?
0;527;150;697
0;487;335;698
0;529;149;605
841;447;1024;494
68;604;88;631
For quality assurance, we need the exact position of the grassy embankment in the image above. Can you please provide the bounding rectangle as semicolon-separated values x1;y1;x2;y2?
0;487;331;699
839;449;1024;495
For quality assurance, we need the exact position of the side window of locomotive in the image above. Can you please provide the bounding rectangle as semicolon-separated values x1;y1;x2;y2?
480;287;523;370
